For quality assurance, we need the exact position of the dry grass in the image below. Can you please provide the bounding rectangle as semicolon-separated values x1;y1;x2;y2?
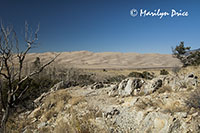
179;66;200;78
54;119;75;133
161;100;187;114
8;88;106;132
7;89;72;132
84;68;163;77
39;90;71;121
135;98;160;110
135;92;188;114
53;107;104;133
68;96;86;106
157;86;173;94
185;89;200;109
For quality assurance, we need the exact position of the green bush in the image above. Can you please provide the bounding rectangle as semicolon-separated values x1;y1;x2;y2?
22;76;58;100
106;75;126;83
142;71;154;80
0;75;58;110
128;71;154;80
76;74;95;86
160;69;169;75
128;72;144;78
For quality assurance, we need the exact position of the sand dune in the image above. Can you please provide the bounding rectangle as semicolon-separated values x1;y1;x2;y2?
24;51;182;69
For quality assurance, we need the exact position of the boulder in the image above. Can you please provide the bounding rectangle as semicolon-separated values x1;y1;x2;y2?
118;78;134;96
103;107;120;119
118;78;145;97
142;78;163;94
108;85;118;97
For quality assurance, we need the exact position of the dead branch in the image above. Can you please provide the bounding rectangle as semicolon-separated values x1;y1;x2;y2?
12;53;60;96
0;22;58;133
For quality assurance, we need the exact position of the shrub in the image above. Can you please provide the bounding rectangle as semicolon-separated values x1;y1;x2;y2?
128;71;144;78
106;75;126;83
157;86;172;94
76;74;95;86
142;71;154;80
172;66;181;75
128;71;154;80
185;89;200;109
23;76;58;99
160;69;169;75
103;69;107;72
0;75;58;110
56;68;96;86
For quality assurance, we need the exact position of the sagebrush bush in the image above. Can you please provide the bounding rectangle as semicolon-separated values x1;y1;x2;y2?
142;71;154;79
128;71;143;78
185;89;200;109
128;71;154;80
172;67;181;75
157;86;172;94
160;69;169;75
105;75;126;83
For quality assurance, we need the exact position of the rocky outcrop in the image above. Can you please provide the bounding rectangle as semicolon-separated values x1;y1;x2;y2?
90;82;104;90
118;78;145;96
8;72;200;133
161;73;198;91
109;73;198;97
108;77;162;97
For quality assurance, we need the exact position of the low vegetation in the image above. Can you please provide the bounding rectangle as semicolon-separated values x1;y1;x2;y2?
128;71;154;80
160;69;169;75
185;89;200;109
105;74;126;83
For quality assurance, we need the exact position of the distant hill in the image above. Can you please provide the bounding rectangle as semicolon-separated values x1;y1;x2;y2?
24;51;182;69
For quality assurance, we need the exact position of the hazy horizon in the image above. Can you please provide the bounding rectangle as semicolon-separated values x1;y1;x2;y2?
27;50;173;55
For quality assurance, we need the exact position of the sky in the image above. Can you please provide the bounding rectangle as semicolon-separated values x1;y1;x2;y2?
0;0;200;54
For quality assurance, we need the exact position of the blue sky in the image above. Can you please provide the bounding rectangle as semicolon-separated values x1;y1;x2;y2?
0;0;199;53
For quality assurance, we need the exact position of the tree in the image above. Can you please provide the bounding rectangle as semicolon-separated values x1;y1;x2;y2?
173;42;191;55
0;22;59;133
172;41;190;66
172;41;200;66
33;57;41;70
172;42;189;67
